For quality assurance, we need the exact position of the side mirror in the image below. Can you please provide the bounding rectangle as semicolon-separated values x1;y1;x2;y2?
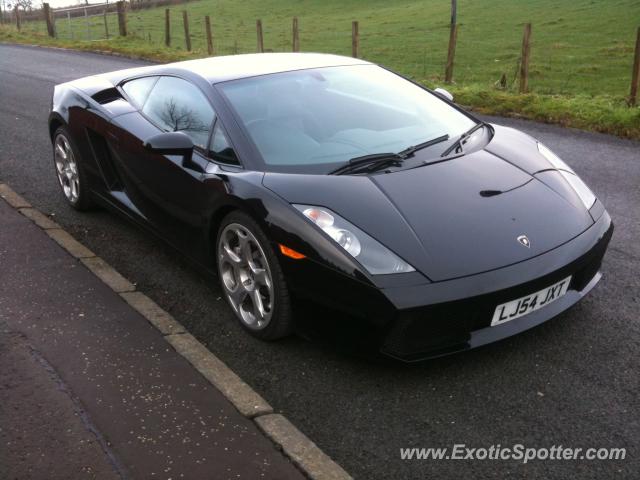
144;131;194;157
434;87;454;102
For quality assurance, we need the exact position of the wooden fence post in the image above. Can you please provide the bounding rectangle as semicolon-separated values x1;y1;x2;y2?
67;11;73;39
164;9;170;46
256;19;264;53
84;7;90;40
43;3;54;37
445;23;458;83
450;0;457;26
352;21;359;58
292;17;299;52
14;7;20;31
629;26;640;106
103;9;109;39
519;23;532;94
182;11;191;51
116;1;127;36
205;15;214;55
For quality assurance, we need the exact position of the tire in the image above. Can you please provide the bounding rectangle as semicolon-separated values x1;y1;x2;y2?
52;126;94;211
216;210;293;340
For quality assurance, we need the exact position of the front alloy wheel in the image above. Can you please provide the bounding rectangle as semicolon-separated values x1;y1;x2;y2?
216;212;292;340
219;222;274;328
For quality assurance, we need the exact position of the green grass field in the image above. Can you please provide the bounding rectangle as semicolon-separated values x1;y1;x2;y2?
2;0;639;137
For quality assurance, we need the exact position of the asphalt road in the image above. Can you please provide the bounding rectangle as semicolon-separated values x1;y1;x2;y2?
1;44;638;479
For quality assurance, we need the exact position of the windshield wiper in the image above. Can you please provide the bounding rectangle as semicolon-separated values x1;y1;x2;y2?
329;134;452;175
328;153;404;175
398;134;450;158
440;122;487;157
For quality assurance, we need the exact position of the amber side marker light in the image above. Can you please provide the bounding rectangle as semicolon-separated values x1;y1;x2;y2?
279;244;306;260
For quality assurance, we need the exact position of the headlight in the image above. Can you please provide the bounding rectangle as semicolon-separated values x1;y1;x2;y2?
537;142;596;209
294;205;415;275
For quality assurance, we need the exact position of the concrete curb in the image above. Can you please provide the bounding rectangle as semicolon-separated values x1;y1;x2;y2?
0;182;352;480
81;256;136;293
0;183;31;208
46;228;95;259
256;414;352;480
18;207;61;230
165;332;273;418
119;291;186;335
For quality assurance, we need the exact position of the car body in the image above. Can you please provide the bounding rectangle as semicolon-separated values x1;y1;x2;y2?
48;53;612;361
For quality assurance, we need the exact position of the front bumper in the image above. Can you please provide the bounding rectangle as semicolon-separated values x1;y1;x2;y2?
283;211;613;362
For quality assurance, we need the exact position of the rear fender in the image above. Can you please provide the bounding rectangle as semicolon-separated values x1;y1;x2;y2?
48;84;114;183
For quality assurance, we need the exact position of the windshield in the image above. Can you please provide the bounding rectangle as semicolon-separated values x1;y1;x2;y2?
218;64;476;174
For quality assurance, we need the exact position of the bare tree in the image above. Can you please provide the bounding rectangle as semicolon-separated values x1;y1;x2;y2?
14;0;32;12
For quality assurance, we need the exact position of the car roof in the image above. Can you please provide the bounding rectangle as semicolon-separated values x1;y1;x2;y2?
178;53;372;83
101;53;372;86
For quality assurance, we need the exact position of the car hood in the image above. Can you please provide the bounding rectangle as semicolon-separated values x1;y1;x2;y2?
263;126;594;281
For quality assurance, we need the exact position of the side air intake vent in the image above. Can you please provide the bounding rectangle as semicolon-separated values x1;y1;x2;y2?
85;128;124;191
91;87;123;105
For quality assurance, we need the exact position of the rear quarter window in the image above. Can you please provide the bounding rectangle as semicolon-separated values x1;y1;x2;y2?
121;76;158;109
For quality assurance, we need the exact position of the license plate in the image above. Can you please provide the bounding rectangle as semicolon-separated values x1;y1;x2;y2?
491;276;571;326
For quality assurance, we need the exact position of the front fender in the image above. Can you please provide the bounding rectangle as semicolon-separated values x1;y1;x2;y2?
201;169;374;287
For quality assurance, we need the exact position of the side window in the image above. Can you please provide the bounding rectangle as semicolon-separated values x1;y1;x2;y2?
142;76;215;149
209;123;240;165
121;76;158;109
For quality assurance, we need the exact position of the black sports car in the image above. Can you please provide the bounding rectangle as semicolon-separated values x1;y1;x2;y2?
48;53;612;361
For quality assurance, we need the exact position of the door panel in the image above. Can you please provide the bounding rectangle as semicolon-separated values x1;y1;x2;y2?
106;75;224;258
108;111;209;252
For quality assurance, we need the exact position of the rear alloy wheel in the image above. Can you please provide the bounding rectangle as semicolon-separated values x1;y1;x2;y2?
53;126;93;210
216;212;293;340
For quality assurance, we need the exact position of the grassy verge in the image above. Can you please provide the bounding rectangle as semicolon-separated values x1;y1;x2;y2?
449;86;640;140
0;28;191;63
2;26;638;140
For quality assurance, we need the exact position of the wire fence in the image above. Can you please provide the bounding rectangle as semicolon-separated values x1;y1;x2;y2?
3;1;639;104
